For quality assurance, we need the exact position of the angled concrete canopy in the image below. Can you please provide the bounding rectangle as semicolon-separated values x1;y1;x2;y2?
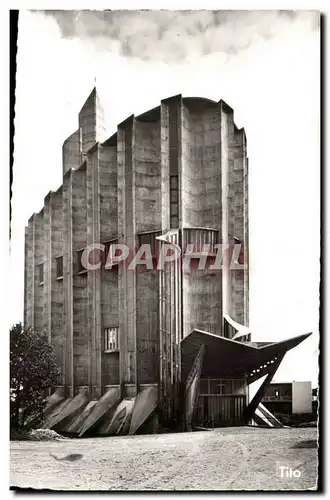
181;329;312;381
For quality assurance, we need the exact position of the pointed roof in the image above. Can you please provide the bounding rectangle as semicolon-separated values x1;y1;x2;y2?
79;87;97;114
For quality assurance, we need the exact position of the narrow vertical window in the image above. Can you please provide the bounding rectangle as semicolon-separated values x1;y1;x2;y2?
38;263;44;284
56;256;63;279
170;175;179;228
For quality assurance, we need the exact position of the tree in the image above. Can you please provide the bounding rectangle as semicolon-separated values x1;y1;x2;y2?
10;323;60;431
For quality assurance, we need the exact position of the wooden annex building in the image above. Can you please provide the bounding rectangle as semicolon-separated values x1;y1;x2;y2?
24;89;311;435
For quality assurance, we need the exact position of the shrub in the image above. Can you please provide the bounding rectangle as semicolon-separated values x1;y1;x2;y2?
10;323;59;431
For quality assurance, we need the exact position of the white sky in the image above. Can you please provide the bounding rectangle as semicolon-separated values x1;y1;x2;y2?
11;9;320;386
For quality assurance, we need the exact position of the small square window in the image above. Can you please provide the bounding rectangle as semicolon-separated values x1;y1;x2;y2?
38;263;44;284
56;256;63;279
105;327;119;352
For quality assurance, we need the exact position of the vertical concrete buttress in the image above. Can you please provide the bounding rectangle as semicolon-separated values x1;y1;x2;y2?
43;192;52;343
63;170;74;396
87;146;102;398
118;117;138;396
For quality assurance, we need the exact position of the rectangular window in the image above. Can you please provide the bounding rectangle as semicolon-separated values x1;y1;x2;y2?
104;327;119;352
38;263;44;284
77;249;86;274
56;256;63;279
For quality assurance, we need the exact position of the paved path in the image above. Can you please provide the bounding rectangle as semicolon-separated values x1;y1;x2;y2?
10;427;318;491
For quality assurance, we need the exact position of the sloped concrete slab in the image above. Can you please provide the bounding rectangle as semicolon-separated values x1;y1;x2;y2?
99;398;135;436
50;391;90;431
44;388;65;417
129;387;157;435
79;388;120;437
42;397;73;429
65;400;98;434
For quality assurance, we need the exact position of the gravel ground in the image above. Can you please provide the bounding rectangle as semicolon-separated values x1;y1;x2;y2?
10;427;318;491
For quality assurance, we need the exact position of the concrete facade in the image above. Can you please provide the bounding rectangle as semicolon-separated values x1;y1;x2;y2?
24;89;251;433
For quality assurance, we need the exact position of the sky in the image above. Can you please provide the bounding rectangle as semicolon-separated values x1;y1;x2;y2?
11;9;320;386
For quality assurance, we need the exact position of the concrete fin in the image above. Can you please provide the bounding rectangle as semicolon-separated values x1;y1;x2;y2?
65;400;98;434
42;397;73;429
129;387;158;435
48;391;90;430
44;388;65;417
99;398;135;436
78;388;120;437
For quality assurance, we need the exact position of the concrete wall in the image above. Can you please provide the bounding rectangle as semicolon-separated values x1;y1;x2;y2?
183;266;221;336
181;101;221;229
136;268;159;384
62;130;82;177
134;119;161;233
227;125;248;326
292;381;312;414
99;145;118;242
181;100;224;338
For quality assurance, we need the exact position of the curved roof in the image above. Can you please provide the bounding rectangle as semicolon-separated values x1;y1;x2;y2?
101;95;230;147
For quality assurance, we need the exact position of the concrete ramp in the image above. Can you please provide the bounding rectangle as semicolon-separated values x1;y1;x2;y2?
78;388;120;437
65;400;98;434
129;387;157;435
255;403;283;428
48;391;90;431
99;398;135;436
